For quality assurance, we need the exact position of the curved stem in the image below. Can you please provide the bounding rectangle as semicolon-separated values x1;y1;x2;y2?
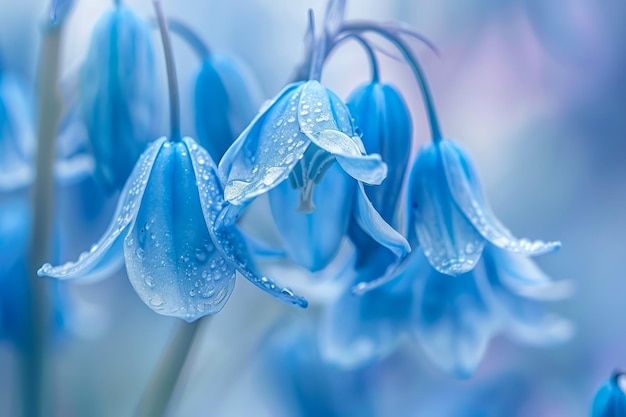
340;23;443;142
328;33;380;83
135;318;207;417
164;19;211;61
153;1;181;141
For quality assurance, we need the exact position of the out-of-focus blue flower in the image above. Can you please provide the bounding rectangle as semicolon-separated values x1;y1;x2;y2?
407;138;560;276
592;373;626;417
323;244;570;377
262;318;375;417
194;54;260;162
346;82;411;266
0;198;30;278
319;247;412;369
39;137;307;322
412;246;570;378
0;71;34;191
220;80;410;270
80;3;157;193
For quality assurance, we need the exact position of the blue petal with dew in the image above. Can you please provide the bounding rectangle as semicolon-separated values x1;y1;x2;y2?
125;140;236;321
38;138;165;280
185;138;308;308
441;140;560;256
409;142;485;276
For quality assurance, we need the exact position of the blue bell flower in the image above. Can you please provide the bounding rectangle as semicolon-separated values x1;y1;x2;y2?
80;3;158;193
194;54;260;162
39;137;307;322
323;243;569;377
407;138;560;276
262;318;376;417
593;373;626;417
410;245;570;378
0;71;34;191
345;82;411;265
220;80;410;263
319;246;412;369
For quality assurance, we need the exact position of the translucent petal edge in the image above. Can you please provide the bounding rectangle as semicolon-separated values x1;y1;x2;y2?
38;137;165;280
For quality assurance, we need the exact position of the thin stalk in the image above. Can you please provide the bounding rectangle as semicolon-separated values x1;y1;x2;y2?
135;318;206;417
153;0;181;141
327;33;380;83
341;23;443;142
24;26;64;417
166;19;211;60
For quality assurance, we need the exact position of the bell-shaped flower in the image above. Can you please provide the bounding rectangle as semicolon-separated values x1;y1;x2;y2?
407;138;560;276
194;54;261;162
593;372;626;417
322;243;570;377
411;245;571;378
219;80;386;205
39;137;307;322
262;318;376;417
80;3;158;193
220;80;410;269
0;71;34;191
345;82;411;265
319;247;412;369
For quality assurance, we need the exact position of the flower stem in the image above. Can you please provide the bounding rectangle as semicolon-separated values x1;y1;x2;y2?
136;318;207;417
341;23;443;142
153;0;181;141
24;23;64;417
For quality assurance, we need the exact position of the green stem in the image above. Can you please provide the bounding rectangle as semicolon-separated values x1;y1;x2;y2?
135;318;206;417
24;25;64;417
341;23;443;142
153;0;181;141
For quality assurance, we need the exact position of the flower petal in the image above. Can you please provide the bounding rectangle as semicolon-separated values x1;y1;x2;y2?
38;138;164;280
219;83;310;205
0;198;31;276
80;5;157;192
194;58;234;162
124;140;235;321
409;142;485;276
319;251;411;369
440;140;560;256
412;252;496;378
354;182;410;257
486;246;573;301
186;138;308;308
297;82;387;185
269;164;355;272
317;130;388;185
347;83;411;218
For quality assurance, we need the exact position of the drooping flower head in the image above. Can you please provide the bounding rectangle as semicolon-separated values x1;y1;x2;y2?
346;81;412;266
218;6;410;272
39;2;307;321
165;18;262;163
80;2;158;193
407;138;560;276
592;373;626;417
315;13;570;377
